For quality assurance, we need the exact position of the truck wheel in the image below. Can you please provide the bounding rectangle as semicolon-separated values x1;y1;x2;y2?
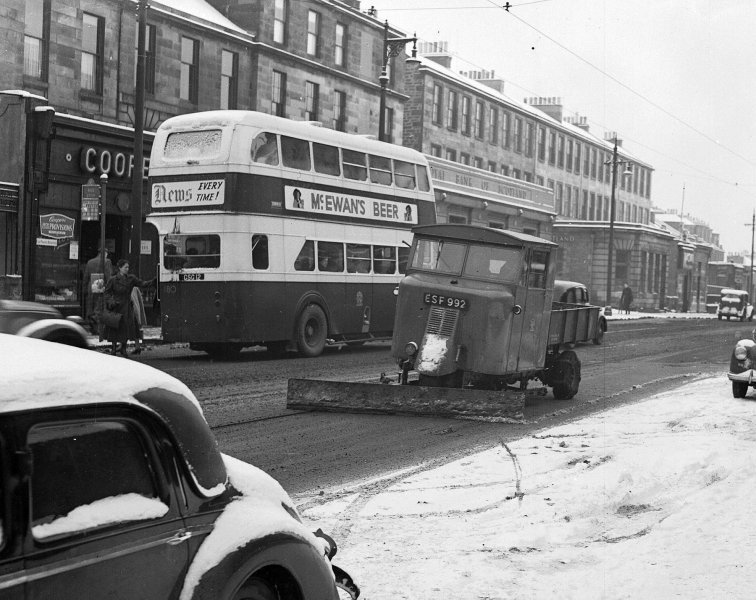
592;323;605;345
296;304;327;357
552;350;581;400
732;381;749;398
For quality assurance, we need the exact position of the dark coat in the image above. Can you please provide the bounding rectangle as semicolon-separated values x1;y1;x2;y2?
104;273;149;343
620;286;634;310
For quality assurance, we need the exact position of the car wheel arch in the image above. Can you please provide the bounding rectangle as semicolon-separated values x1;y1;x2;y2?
184;533;336;600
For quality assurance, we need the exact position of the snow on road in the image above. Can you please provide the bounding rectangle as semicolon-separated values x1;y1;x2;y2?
298;376;756;599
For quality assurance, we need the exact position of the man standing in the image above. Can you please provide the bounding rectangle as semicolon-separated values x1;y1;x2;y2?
619;282;633;314
83;248;113;332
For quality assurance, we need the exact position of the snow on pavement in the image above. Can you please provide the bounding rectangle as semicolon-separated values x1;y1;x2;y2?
298;376;756;599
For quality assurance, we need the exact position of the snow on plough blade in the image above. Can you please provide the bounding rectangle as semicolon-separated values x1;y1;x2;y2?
286;378;528;421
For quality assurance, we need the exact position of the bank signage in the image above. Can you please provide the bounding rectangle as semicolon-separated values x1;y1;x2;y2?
39;213;75;240
284;185;418;224
151;180;225;208
426;156;554;211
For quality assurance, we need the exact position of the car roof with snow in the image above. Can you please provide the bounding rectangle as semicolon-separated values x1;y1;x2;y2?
0;334;227;495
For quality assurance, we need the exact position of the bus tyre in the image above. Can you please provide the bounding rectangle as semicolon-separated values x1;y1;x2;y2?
732;381;749;399
552;350;581;400
296;304;327;357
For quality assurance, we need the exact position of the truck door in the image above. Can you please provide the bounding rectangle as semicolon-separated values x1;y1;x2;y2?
506;248;550;371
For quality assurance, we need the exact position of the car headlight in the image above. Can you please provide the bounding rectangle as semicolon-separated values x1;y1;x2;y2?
735;344;749;360
404;341;418;357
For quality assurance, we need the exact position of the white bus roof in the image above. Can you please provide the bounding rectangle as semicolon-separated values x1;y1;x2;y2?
156;110;429;163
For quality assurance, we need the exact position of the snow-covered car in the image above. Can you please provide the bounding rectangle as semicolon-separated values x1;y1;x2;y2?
553;280;607;344
728;329;756;398
0;298;89;347
0;334;358;600
717;288;754;322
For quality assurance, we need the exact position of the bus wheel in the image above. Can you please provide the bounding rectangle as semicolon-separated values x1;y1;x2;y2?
296;305;327;357
552;350;581;400
205;343;242;360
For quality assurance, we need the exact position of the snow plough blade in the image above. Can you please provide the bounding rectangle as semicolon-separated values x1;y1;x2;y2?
286;378;526;421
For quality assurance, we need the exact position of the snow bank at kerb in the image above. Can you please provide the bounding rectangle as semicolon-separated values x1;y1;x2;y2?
298;376;756;600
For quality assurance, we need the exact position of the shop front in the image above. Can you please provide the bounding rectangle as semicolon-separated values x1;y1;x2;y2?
0;91;156;319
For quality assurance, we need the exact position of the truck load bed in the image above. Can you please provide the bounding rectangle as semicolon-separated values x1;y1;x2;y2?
548;302;601;345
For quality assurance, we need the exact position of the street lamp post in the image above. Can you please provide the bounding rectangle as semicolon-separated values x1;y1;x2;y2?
131;0;147;272
378;21;417;142
604;137;632;307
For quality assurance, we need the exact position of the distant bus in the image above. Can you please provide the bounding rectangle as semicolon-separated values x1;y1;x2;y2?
147;110;436;358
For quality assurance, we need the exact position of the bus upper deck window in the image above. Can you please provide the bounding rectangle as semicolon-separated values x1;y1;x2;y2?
281;136;311;170
165;129;222;159
368;155;392;186
393;160;416;190
417;165;431;192
342;149;367;181
251;132;279;165
313;143;340;175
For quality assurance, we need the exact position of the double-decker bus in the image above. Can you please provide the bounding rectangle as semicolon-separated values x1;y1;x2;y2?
147;110;436;358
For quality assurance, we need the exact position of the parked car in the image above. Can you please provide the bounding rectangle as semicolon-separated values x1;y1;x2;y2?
553;280;607;344
0;298;89;347
0;334;359;600
728;328;756;398
717;288;754;322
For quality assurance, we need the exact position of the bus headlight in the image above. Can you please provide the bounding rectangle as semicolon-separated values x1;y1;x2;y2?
404;341;418;357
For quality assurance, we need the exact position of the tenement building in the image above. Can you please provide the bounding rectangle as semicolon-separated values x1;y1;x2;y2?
0;0;410;315
403;45;720;310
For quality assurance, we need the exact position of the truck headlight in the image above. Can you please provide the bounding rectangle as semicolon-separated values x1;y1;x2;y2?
404;341;418;357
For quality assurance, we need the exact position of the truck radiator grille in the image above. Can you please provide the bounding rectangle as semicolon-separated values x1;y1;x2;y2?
426;306;459;337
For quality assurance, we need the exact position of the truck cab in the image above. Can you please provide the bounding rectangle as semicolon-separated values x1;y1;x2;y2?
392;224;559;390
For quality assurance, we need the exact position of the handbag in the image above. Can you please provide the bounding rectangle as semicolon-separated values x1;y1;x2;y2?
101;308;122;329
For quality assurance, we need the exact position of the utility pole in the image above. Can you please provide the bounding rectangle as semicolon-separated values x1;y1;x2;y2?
130;0;147;272
747;210;755;298
605;140;619;307
604;137;632;307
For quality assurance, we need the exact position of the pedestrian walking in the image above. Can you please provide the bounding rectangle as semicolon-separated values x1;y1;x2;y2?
619;282;633;314
103;259;154;356
82;248;113;333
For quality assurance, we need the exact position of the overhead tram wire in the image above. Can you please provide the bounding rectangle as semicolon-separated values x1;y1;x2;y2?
380;1;756;188
484;0;756;170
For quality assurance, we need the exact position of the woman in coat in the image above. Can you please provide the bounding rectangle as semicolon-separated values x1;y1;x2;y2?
104;259;154;356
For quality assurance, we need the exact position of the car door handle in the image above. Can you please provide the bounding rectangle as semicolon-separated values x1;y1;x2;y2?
167;531;192;545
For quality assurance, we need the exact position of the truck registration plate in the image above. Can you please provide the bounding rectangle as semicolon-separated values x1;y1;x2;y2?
423;292;468;310
179;273;205;281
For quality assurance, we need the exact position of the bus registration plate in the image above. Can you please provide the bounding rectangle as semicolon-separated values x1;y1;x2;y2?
423;292;468;310
179;273;205;281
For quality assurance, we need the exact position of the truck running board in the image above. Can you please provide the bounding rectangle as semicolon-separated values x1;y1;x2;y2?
286;378;527;422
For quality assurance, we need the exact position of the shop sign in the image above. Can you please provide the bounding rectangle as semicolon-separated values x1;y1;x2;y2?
40;213;75;240
81;180;101;221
